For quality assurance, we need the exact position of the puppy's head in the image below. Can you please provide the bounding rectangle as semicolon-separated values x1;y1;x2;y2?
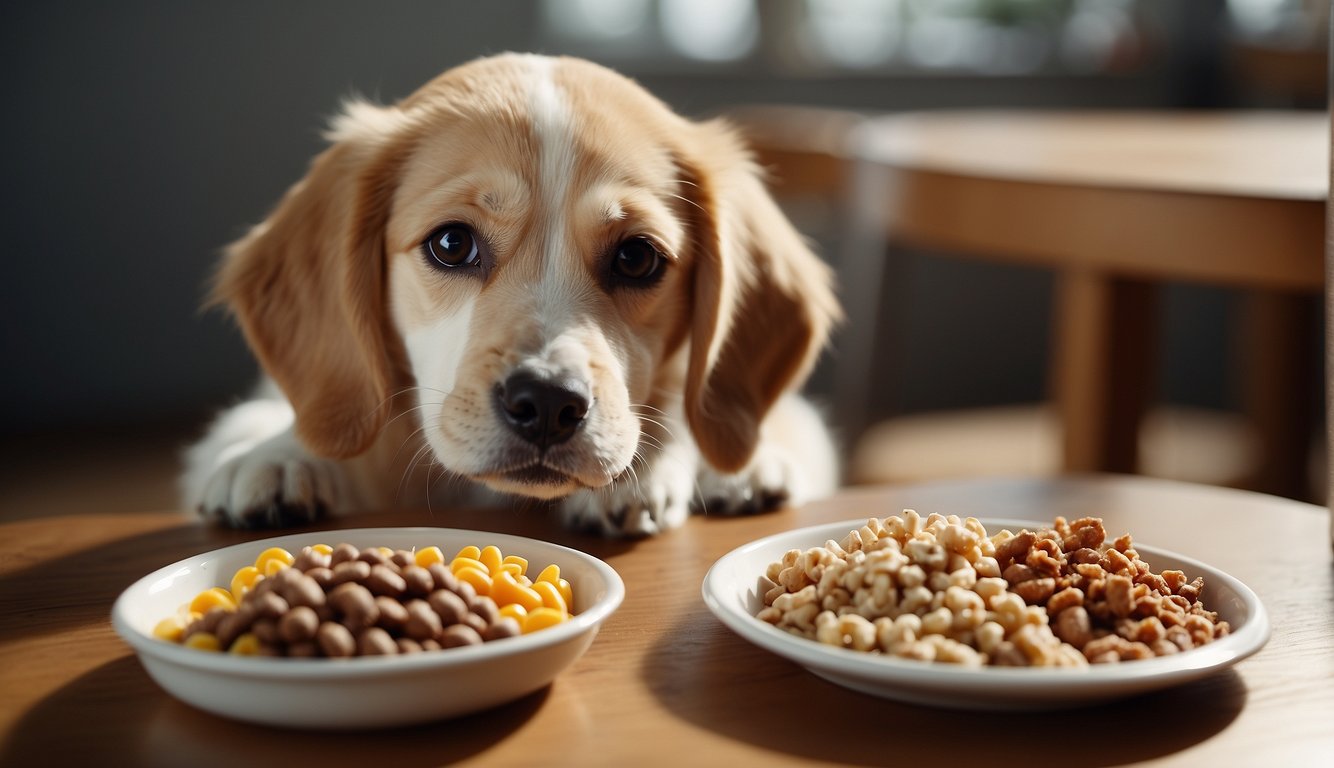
215;54;838;500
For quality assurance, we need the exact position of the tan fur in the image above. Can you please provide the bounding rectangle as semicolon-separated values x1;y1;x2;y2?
191;54;840;534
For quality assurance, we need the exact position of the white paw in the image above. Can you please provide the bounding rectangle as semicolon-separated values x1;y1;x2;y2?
197;432;347;528
559;447;697;538
185;400;348;528
696;442;805;515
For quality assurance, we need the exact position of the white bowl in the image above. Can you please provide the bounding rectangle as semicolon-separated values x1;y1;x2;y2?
703;517;1269;711
112;527;624;729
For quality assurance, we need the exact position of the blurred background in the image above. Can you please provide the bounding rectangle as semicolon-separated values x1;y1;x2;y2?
1;0;1327;517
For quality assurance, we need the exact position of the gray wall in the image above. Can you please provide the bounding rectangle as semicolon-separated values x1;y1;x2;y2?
1;1;1253;439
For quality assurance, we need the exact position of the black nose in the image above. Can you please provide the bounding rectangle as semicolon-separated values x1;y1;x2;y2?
495;372;590;448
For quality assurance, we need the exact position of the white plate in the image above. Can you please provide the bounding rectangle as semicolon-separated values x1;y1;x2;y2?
702;517;1269;710
112;528;624;729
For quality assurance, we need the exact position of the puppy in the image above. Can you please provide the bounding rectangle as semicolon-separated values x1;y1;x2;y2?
183;54;840;537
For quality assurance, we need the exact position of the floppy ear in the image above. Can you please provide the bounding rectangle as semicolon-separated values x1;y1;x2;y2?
211;105;408;459
680;120;841;472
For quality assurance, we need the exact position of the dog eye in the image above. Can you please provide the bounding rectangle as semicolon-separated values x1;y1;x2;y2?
610;238;664;283
423;224;480;269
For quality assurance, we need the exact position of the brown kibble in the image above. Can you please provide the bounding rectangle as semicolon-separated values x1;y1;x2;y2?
1162;570;1189;592
1075;563;1106;580
1061;518;1105;551
1003;563;1038;584
216;607;257;648
249;590;290;619
357;548;388;567
287;641;319;658
331;560;371;586
316;621;356;658
469;596;500;625
1105;548;1134;575
401;565;435;597
391;550;415;568
329;582;379;628
1046;587;1084;615
404;599;444;641
248;576;277;598
374;596;409;632
305;566;334;589
1070;547;1102;565
420;638;442;652
279;605;320;643
427;563;459;593
356;627;398;656
396;638;423;654
185;607;226;640
994;530;1035;567
1053;606;1093;648
1025;547;1061;579
366;564;407;597
281;573;327;609
482;617;521;641
428;589;468;626
1105;575;1134;618
1083;634;1126;661
462;612;489;634
453;579;477;604
440;624;484;648
293;546;332;571
330;543;359;566
251;617;279;644
1013;577;1057;605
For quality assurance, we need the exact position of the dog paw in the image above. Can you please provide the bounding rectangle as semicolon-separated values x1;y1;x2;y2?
559;451;696;538
696;443;802;515
195;432;345;529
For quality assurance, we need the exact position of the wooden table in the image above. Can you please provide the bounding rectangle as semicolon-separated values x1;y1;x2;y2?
735;108;1328;499
2;475;1330;767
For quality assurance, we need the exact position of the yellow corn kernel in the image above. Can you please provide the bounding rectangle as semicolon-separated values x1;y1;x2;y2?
478;545;504;575
491;569;543;612
415;546;446;567
454;545;481;562
500;562;525;579
254;546;294;573
153;616;186;642
532;580;567;614
451;556;489;575
498;603;528;622
229;566;263;599
502;554;529;574
263;559;289;578
522;607;567;634
229;633;262;655
184;632;222;652
375;546;394;558
455;566;492;596
189;587;237;614
557;579;574;611
535;564;561;585
311;544;333;555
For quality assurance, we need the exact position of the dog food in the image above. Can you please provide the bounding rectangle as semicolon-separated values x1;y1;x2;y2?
154;542;576;657
756;511;1229;667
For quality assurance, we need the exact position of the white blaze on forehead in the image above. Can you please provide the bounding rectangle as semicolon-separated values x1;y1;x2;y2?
526;56;581;335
